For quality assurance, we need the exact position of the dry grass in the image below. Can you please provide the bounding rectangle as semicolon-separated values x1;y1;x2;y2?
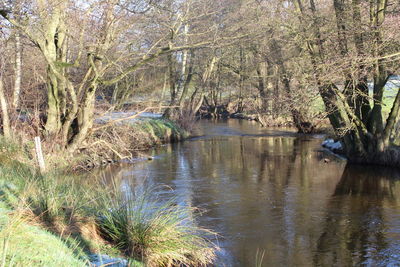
79;118;188;169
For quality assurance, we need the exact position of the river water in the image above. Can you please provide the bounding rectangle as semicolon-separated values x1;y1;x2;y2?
97;120;400;266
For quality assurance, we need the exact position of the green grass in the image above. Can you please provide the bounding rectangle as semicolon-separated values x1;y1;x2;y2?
97;184;217;266
0;209;87;267
381;89;397;119
0;137;32;167
0;164;96;224
0;164;103;265
0;153;218;266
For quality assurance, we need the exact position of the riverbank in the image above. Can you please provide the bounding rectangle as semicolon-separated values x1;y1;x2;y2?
4;117;189;172
198;106;333;133
80;118;189;169
0;156;217;266
0;116;218;266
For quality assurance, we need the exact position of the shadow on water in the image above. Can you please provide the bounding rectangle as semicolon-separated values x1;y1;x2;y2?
93;120;400;266
314;165;400;267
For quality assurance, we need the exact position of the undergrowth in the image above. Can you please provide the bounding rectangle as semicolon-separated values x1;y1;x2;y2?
0;156;217;266
82;118;189;168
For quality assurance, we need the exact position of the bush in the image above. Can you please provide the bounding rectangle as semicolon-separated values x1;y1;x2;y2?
82;118;189;168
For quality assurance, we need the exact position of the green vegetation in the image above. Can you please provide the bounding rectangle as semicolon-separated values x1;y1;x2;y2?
0;210;87;267
98;186;216;266
0;147;217;266
137;118;189;144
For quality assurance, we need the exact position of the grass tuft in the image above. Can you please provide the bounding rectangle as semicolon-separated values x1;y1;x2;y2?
98;184;217;266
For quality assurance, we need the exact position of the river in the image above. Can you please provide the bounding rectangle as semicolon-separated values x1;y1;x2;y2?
96;119;400;266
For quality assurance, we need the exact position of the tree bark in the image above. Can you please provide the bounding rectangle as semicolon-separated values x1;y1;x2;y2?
12;32;22;109
0;78;11;139
45;66;61;135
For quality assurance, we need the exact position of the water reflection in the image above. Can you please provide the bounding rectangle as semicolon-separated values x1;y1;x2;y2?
94;120;400;266
315;165;400;267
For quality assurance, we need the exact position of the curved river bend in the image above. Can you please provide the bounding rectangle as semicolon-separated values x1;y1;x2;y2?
97;120;400;266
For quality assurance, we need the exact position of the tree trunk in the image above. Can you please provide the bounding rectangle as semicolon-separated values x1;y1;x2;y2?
163;50;177;118
12;31;22;109
269;36;314;133
237;46;245;113
255;59;268;111
178;51;194;108
67;85;96;152
0;78;11;139
45;66;61;135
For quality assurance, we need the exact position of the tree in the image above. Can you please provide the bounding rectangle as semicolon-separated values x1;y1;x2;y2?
292;0;400;164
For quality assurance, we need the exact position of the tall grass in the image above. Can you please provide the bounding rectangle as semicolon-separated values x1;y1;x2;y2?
255;249;266;267
21;173;95;223
97;184;217;266
0;165;95;226
0;160;219;266
0;137;30;166
0;165;106;259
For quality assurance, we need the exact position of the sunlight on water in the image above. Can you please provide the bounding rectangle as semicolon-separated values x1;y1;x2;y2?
95;120;400;266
